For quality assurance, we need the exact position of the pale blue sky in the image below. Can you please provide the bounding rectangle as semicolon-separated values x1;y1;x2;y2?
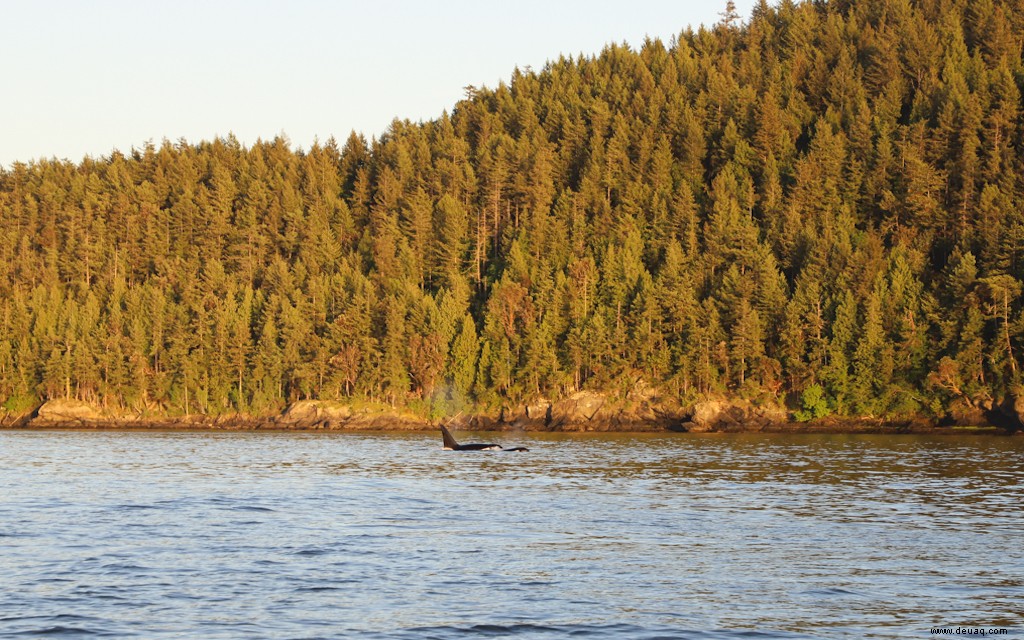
1;0;756;167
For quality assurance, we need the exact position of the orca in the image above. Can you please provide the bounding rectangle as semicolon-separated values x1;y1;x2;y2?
441;425;529;452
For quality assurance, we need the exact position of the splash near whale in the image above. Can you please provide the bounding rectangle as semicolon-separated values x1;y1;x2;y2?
441;425;528;452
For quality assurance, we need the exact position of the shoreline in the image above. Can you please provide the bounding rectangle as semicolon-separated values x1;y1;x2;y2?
1;397;1020;436
0;425;1015;436
0;417;1016;437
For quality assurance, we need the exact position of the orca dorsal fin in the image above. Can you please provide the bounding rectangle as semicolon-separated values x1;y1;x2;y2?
440;425;461;450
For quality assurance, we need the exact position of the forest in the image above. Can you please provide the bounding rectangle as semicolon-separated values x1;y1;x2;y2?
0;0;1022;423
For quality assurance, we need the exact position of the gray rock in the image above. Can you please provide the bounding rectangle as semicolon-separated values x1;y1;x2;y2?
34;399;105;426
550;391;607;427
279;400;352;426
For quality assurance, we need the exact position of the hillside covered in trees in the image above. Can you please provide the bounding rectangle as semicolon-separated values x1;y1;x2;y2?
1;0;1023;425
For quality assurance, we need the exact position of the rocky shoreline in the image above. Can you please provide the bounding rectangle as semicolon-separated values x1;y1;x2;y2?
2;392;1021;435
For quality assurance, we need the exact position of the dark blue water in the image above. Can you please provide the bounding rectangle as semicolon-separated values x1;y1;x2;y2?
1;430;1022;638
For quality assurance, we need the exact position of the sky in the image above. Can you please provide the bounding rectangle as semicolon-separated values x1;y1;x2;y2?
0;0;757;168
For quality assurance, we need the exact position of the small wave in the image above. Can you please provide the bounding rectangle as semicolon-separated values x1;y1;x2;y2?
2;615;117;638
798;587;866;597
294;548;332;557
232;505;276;512
115;503;159;510
472;624;561;635
389;622;560;638
380;623;821;639
11;626;100;637
390;623;685;639
293;584;358;593
98;563;151;573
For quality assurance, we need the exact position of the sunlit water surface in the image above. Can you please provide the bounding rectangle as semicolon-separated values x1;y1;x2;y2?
1;430;1022;638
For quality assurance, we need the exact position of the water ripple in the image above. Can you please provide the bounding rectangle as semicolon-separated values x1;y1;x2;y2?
0;431;1021;639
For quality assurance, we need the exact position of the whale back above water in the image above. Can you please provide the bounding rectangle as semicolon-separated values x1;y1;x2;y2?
441;425;528;452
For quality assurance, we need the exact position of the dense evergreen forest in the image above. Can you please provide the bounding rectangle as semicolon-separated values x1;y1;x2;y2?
1;0;1023;422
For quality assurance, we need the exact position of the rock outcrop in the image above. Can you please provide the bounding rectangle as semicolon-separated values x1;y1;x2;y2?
976;393;1024;433
550;391;607;427
340;411;426;430
33;399;108;426
278;401;426;430
477;390;688;432
683;399;788;432
278;400;352;428
994;393;1024;433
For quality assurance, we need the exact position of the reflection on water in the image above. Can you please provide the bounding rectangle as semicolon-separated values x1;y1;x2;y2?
1;430;1022;638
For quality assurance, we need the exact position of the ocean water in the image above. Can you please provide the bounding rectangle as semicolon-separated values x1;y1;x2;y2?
1;430;1022;638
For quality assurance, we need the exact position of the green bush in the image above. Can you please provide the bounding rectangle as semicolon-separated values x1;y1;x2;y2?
794;385;832;422
2;394;38;414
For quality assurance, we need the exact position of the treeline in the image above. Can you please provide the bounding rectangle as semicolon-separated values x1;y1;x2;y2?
1;0;1023;419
